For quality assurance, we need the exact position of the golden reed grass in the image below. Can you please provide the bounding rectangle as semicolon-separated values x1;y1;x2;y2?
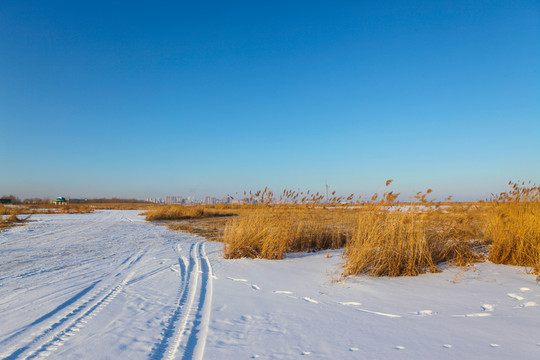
145;205;235;221
223;188;357;259
343;199;484;277
223;209;351;259
486;181;540;274
153;181;539;278
221;183;486;276
26;204;95;214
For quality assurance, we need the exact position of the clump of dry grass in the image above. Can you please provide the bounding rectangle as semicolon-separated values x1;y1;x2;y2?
343;183;484;277
61;204;95;214
145;205;235;221
344;206;435;276
0;205;30;230
222;188;354;259
486;182;540;274
167;216;233;241
223;209;350;259
91;202;154;210
0;205;12;216
27;204;95;214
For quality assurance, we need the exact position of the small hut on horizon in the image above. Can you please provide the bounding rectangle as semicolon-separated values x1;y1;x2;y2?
55;196;68;205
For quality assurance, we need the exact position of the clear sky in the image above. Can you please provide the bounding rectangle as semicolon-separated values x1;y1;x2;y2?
1;0;539;201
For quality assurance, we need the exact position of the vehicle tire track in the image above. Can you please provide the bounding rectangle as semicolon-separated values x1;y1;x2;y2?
0;281;99;349
2;249;147;360
149;241;213;360
183;241;213;360
149;243;192;360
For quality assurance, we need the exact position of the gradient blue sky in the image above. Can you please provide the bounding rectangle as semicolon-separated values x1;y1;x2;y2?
1;0;539;200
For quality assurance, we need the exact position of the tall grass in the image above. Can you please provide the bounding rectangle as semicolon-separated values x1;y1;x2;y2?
160;182;538;278
223;184;484;273
343;203;483;277
342;184;485;277
222;188;354;259
145;205;235;221
26;204;95;214
486;182;540;274
223;209;351;259
62;204;94;214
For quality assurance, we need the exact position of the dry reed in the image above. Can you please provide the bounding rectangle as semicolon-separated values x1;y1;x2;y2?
27;204;95;214
0;205;30;230
486;182;540;274
145;205;235;221
343;185;484;277
157;181;538;278
223;188;355;259
223;209;351;259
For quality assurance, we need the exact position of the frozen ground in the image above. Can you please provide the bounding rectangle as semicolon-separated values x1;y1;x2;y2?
0;210;539;360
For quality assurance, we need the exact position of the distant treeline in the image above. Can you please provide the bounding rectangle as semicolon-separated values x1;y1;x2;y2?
1;195;22;204
1;196;148;205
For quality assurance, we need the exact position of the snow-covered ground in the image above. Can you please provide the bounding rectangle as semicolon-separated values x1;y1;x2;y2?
1;210;539;359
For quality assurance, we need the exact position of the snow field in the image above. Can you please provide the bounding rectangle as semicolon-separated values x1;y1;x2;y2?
0;210;539;359
205;247;540;359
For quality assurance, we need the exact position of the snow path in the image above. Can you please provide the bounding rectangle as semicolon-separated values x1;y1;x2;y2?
0;211;212;360
1;210;540;359
149;241;213;360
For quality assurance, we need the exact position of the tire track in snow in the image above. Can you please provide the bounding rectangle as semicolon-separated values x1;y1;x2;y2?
0;281;99;348
149;243;191;360
149;241;213;360
183;241;213;360
2;249;147;360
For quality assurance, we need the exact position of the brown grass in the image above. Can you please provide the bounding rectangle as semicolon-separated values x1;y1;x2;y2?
167;216;233;241
343;201;485;277
0;205;30;231
486;182;540;274
145;205;236;221
91;202;154;210
26;204;95;214
221;188;356;259
25;202;153;214
61;205;95;214
223;208;352;259
221;186;484;272
157;182;539;278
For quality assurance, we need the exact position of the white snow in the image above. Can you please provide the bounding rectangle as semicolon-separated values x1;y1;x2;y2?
508;293;525;301
1;210;539;359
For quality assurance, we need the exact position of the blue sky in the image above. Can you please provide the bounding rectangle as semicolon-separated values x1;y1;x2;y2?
1;0;539;200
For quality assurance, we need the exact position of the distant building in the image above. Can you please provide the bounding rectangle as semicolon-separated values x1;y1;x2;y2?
0;198;13;205
55;197;68;205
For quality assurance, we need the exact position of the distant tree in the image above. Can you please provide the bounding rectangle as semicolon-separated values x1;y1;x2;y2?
1;195;21;204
